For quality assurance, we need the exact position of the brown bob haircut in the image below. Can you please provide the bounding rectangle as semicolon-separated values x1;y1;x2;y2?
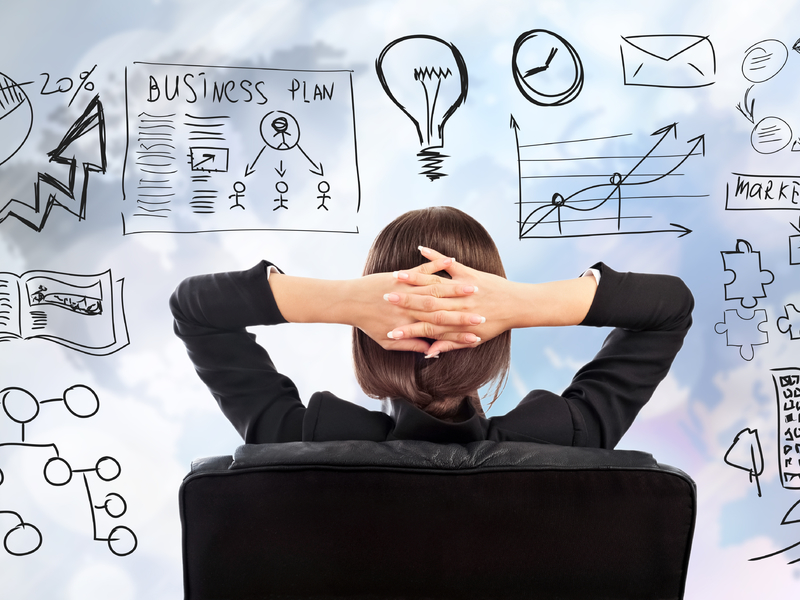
352;206;511;420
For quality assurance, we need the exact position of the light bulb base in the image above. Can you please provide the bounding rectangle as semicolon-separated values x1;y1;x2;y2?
417;147;450;181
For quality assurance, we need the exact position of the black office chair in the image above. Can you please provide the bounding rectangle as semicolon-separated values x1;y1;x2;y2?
179;440;696;600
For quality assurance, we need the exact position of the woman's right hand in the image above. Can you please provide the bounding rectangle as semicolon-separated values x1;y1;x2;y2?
382;247;516;356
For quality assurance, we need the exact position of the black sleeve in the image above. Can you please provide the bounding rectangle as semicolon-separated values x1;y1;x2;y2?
488;263;693;449
169;260;306;443
564;262;694;448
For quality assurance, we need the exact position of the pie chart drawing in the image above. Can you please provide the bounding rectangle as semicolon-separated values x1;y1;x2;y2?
0;71;34;168
512;29;584;106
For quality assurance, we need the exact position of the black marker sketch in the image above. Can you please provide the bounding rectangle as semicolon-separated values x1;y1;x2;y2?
714;309;768;361
376;34;468;181
724;427;764;497
0;269;128;356
772;369;800;489
0;385;136;556
721;239;774;309
0;71;34;168
513;118;703;239
511;29;583;106
790;219;800;264
122;62;360;234
778;305;800;340
735;39;796;155
0;95;106;232
725;173;800;211
749;499;800;564
620;35;716;88
742;39;788;84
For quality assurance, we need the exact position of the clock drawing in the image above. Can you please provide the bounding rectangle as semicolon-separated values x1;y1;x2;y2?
512;29;584;106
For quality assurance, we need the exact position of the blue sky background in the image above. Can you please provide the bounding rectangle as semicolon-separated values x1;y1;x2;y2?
1;1;800;597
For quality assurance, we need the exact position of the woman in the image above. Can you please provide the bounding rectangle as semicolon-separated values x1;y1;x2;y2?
170;206;693;448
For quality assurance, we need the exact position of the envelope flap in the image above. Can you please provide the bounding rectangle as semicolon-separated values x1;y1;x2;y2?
622;34;710;61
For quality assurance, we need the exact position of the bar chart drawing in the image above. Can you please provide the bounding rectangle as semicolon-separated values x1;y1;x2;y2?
513;116;706;239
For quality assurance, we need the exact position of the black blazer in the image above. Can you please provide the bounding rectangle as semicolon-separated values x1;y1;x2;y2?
170;261;693;449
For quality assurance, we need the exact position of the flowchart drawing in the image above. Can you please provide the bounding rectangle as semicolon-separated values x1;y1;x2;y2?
122;62;360;234
714;309;768;361
514;119;703;239
721;239;774;309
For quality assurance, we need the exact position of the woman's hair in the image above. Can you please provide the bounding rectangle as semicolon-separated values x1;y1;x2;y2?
352;206;511;420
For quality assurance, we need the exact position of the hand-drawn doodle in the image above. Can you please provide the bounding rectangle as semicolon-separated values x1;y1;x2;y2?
375;35;468;181
742;39;788;84
772;369;800;489
619;34;716;88
0;95;106;232
777;305;800;340
749;499;800;564
725;173;800;211
0;71;33;168
721;239;774;309
122;62;360;234
714;309;769;361
0;385;136;556
0;269;128;356
724;427;764;497
735;40;796;155
511;29;584;106
790;220;800;264
514;119;703;239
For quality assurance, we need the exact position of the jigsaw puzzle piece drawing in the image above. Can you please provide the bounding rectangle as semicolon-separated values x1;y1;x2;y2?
715;308;769;360
777;304;800;340
721;239;774;309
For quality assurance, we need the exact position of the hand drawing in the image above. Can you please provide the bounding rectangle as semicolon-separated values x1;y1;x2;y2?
0;94;106;232
0;269;129;356
0;71;33;169
714;309;768;361
724;427;764;497
735;39;796;154
514;119;703;239
0;385;136;556
620;34;716;88
772;369;800;490
511;29;584;106
376;34;468;181
123;62;360;234
721;239;774;309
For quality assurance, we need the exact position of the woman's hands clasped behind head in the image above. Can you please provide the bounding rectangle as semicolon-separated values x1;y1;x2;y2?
380;246;513;358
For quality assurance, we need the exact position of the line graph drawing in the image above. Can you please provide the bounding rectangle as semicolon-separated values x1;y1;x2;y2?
513;117;705;239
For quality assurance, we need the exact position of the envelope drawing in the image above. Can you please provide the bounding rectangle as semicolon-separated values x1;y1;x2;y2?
620;34;716;88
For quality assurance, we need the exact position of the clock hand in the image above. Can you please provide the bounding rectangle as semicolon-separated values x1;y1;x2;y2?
523;47;559;78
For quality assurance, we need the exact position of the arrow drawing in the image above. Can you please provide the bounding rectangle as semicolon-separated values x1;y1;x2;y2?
0;95;106;232
515;118;705;239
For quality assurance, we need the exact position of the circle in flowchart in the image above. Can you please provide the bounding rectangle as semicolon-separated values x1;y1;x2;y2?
107;525;137;556
44;456;72;486
261;110;300;151
63;385;99;418
742;39;788;83
0;71;34;168
95;456;121;482
4;522;42;556
1;387;39;425
101;493;128;518
751;116;792;154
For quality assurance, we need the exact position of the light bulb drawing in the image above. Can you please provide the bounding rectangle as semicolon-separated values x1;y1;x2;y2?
376;34;468;181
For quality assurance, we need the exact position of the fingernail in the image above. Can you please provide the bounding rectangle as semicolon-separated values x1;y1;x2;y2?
418;246;430;255
387;330;403;339
383;293;400;302
442;257;453;266
424;352;440;359
470;315;486;324
463;285;475;294
393;271;409;280
465;334;481;343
